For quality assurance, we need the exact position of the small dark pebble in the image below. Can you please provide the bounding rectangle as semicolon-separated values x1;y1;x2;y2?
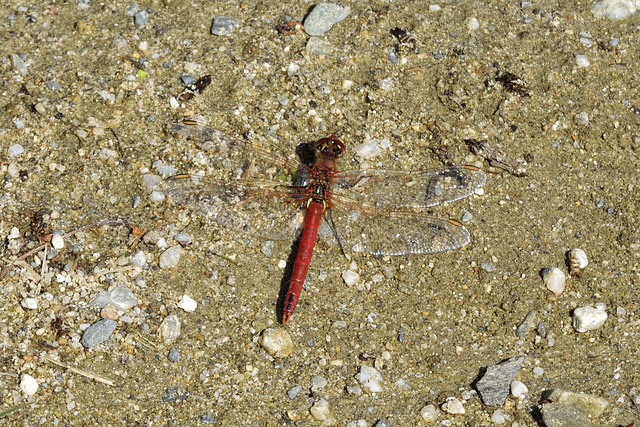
81;318;117;349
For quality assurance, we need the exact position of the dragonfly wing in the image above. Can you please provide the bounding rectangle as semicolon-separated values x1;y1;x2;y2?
333;165;486;209
161;175;306;241
327;201;471;256
171;123;304;182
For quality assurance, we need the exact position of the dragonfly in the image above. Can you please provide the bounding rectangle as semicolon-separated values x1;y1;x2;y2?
163;122;486;323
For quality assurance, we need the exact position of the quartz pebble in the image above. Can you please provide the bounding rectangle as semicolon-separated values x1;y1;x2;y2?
304;2;351;36
210;16;239;35
420;404;438;422
541;267;566;295
20;374;39;396
159;245;182;269
259;328;294;358
51;234;65;250
573;305;607;332
159;314;181;345
511;380;528;399
81;318;117;349
130;251;147;267
357;365;383;393
21;297;38;310
178;295;197;312
8;144;25;156
567;248;588;277
310;375;328;392
543;389;608;418
441;397;465;414
491;409;506;423
110;285;137;312
342;269;360;285
287;384;303;400
310;398;332;421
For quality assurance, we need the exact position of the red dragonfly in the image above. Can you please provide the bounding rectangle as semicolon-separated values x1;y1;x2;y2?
164;122;486;323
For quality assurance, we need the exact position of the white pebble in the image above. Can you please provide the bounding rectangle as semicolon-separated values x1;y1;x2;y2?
592;0;639;19
159;245;182;269
20;374;39;396
51;234;65;250
568;248;588;277
575;54;590;67
533;366;544;376
420;404;438;422
342;269;360;286
468;17;480;31
21;298;38;310
8;144;25;156
511;380;528;398
150;191;166;202
259;328;295;358
491;409;506;423
357;365;383;393
441;396;465;414
177;295;197;312
8;227;20;239
130;251;147;267
158;314;181;345
542;267;566;295
573;305;608;332
309;398;331;421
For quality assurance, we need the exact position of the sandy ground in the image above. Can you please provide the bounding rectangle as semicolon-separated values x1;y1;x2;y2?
1;0;639;425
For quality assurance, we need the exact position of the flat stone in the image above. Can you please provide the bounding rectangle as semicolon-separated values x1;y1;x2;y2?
541;403;592;427
81;318;117;349
476;356;525;406
211;16;239;35
304;2;350;36
544;389;608;418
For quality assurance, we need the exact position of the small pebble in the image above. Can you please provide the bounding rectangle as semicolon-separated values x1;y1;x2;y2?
592;0;639;19
575;54;590;67
173;232;193;246
304;2;351;36
420;404;438;422
287;384;303;400
567;248;588;277
342;269;360;286
511;380;528;399
353;141;383;160
491;409;506;424
8;144;24;156
259;328;295;358
159;245;182;269
441;396;465;414
533;366;544;376
306;37;335;56
574;112;589;127
150;191;166;203
210;16;239;35
177;294;198;312
130;251;147;267
21;297;38;310
572;305;608;332
51;234;65;250
81;318;117;349
168;347;181;362
541;267;566;295
357;365;383;393
20;374;39;396
261;240;274;257
468;16;480;31
159;314;181;345
475;356;525;406
480;262;495;272
309;398;331;421
110;285;137;311
134;10;149;26
310;375;328;392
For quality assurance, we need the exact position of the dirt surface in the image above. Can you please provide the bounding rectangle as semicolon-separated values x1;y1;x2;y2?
1;0;639;425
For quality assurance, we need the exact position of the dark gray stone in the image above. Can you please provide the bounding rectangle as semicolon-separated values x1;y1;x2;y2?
476;356;525;406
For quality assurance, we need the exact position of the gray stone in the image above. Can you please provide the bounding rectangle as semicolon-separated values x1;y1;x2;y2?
304;3;351;36
211;16;239;35
81;319;117;349
110;285;137;311
475;356;525;406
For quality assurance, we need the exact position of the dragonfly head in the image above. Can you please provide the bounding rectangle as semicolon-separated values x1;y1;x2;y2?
315;135;346;159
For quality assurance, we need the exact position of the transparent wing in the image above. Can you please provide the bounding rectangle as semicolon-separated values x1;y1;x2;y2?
162;174;307;241
333;166;486;209
327;197;472;256
170;122;305;184
166;122;311;241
